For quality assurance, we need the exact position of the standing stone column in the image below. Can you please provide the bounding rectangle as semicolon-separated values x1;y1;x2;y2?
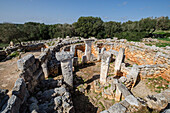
114;48;125;75
100;51;111;84
56;51;74;88
42;59;49;78
84;39;94;61
115;85;122;101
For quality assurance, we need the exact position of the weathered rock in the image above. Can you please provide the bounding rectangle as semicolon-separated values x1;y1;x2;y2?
29;103;39;112
28;97;38;104
114;48;125;75
1;95;22;113
54;86;67;96
84;39;94;61
108;103;126;113
56;51;74;88
126;64;139;88
81;55;87;64
54;96;62;109
119;100;130;108
145;94;168;111
100;51;111;84
12;78;28;103
116;82;131;98
125;95;140;107
17;54;35;71
100;110;109;113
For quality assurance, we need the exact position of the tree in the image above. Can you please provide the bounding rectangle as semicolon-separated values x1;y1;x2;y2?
0;23;24;44
73;16;104;38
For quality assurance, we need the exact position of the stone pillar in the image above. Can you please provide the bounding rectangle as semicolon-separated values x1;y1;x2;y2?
97;48;101;61
81;55;87;65
98;47;106;61
73;57;78;67
114;48;125;75
42;59;49;78
70;45;75;56
115;85;122;101
100;51;111;84
56;51;74;88
84;39;94;61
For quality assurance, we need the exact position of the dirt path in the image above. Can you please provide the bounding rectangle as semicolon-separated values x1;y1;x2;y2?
0;52;41;95
132;80;157;98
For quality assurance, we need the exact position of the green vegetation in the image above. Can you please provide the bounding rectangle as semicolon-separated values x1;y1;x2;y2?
156;42;170;47
0;43;8;48
146;77;169;93
99;102;105;110
9;51;19;58
0;16;170;45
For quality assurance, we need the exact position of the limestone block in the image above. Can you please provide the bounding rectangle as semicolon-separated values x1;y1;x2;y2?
145;94;168;111
82;55;87;64
114;48;125;75
56;51;74;88
117;82;131;98
73;57;78;67
41;59;49;78
1;95;21;113
12;78;28;103
100;51;111;84
115;85;122;101
33;68;44;82
84;39;94;61
125;95;139;107
108;103;126;113
17;54;35;71
126;64;139;88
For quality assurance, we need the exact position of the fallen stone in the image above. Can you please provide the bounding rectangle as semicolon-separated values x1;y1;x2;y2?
145;93;168;111
125;95;140;107
108;103;126;113
17;54;35;71
12;78;28;103
54;96;62;109
1;95;22;113
29;103;39;112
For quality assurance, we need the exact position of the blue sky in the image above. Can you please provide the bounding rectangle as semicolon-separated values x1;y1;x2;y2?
0;0;169;24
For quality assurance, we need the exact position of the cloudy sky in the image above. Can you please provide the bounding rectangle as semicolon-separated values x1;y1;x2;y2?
0;0;169;24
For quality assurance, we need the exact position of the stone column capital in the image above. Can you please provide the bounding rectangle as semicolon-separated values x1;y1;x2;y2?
55;51;74;62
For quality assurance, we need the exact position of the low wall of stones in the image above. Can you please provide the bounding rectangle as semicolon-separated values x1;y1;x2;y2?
17;54;45;93
0;50;7;61
0;39;84;112
94;41;170;81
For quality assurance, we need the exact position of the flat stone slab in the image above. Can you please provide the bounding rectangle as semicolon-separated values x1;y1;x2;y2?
117;82;131;98
125;95;139;107
108;103;126;113
55;51;74;61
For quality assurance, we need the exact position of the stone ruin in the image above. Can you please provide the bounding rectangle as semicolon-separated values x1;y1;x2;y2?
0;37;169;113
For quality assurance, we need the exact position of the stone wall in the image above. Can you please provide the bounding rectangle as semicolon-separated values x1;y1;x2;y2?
94;41;170;81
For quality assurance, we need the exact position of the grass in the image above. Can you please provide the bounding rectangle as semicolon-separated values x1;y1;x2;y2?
0;43;8;48
157;37;170;41
146;76;169;93
145;42;170;47
99;102;105;110
155;42;170;47
9;51;19;58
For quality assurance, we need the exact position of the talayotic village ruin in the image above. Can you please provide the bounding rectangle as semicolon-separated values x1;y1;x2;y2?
0;0;170;113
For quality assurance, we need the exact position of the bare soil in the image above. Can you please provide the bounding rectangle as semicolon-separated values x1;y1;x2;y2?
0;52;41;95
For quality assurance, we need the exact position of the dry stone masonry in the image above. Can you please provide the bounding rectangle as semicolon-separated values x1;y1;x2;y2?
0;37;169;113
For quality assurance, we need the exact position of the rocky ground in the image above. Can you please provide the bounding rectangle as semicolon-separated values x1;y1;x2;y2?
0;48;169;113
0;52;41;96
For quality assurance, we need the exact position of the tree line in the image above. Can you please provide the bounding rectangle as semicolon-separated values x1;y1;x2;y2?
0;16;169;44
